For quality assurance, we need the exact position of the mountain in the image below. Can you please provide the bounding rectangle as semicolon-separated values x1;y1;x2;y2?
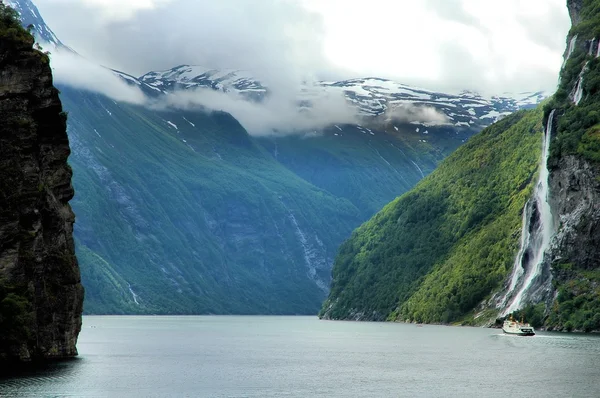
7;0;548;315
321;0;600;331
137;65;547;215
140;64;547;128
0;3;82;362
61;85;366;314
319;108;544;322
538;0;600;331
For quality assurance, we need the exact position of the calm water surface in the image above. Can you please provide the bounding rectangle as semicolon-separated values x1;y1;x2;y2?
1;316;600;397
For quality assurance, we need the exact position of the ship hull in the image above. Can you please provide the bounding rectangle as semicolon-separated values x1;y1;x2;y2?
502;328;535;336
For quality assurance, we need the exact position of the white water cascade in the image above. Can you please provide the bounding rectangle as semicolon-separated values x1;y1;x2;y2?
571;62;589;105
562;35;578;68
500;110;556;315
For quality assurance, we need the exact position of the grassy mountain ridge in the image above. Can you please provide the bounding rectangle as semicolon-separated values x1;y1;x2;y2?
320;108;544;322
257;126;438;217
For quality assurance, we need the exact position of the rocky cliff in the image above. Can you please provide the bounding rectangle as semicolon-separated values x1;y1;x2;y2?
538;0;600;331
0;4;83;361
567;0;583;26
549;0;598;270
549;155;600;273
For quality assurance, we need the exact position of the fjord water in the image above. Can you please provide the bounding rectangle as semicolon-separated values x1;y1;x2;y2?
2;317;600;397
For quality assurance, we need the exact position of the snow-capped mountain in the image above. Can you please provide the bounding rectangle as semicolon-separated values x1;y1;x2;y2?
138;64;548;130
140;65;267;101
6;0;547;133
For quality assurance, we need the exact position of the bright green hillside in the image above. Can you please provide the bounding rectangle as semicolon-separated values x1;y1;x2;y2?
320;108;544;322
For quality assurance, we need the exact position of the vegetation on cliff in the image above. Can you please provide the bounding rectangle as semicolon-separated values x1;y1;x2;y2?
320;108;544;321
530;0;600;332
548;0;600;163
0;2;31;44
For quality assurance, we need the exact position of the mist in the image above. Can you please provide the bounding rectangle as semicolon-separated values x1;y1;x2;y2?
384;104;450;126
48;48;360;135
50;49;147;104
159;86;359;135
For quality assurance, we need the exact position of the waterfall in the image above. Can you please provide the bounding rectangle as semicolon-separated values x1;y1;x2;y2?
573;77;585;105
282;203;329;292
127;283;140;305
562;35;578;69
571;62;588;105
589;38;597;56
500;110;556;315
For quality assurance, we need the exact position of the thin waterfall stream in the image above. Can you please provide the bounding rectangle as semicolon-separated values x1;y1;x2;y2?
500;109;556;315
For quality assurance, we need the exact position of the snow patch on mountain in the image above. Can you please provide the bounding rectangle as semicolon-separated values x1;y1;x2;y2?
137;65;549;132
141;65;267;101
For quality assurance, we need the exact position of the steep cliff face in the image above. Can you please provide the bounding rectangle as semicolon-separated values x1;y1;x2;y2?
530;0;600;331
0;5;83;361
549;156;600;271
567;0;583;27
549;0;598;270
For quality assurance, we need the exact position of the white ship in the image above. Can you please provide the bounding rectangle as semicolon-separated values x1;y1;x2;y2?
502;316;535;336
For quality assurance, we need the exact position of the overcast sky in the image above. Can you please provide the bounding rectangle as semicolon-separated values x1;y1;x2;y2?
35;0;571;95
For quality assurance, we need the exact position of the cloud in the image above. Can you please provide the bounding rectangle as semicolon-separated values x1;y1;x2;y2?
384;104;450;126
424;0;485;29
46;45;358;135
159;87;358;136
36;0;359;135
32;0;574;134
303;0;571;94
34;0;334;85
34;0;571;95
38;0;172;21
49;48;146;104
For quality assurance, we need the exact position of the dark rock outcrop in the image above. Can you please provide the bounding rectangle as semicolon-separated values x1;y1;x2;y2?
548;0;600;275
567;0;583;26
549;155;600;270
0;15;83;361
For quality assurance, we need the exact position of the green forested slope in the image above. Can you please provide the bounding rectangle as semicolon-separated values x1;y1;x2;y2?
59;84;482;314
320;108;544;321
60;87;362;314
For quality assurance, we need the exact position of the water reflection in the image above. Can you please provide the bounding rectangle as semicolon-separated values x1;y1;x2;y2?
0;357;84;395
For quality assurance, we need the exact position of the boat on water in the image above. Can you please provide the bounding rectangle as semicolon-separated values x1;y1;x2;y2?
502;316;535;336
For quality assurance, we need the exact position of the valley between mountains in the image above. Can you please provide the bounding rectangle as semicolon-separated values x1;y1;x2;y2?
4;0;600;335
3;0;549;316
